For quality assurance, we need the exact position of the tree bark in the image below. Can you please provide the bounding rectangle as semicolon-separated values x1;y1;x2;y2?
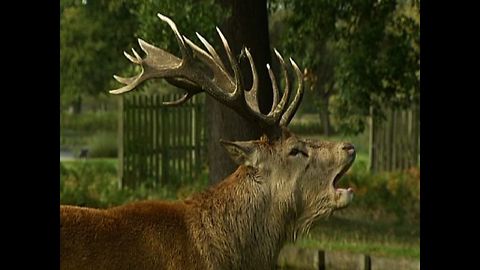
207;0;272;184
318;96;331;137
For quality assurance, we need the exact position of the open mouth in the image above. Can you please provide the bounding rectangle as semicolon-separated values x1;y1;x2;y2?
332;159;355;189
332;159;355;209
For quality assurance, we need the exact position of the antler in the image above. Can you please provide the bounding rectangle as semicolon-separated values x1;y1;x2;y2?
110;13;304;129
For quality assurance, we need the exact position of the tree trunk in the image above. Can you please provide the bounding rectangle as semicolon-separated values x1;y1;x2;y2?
318;95;331;137
207;0;272;184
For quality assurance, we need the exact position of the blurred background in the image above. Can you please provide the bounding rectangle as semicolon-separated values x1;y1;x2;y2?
60;0;419;268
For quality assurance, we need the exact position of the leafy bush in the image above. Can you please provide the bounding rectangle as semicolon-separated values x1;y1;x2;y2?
61;160;123;207
342;164;420;224
60;160;208;208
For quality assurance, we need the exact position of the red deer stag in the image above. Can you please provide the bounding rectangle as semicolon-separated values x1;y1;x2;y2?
60;13;356;270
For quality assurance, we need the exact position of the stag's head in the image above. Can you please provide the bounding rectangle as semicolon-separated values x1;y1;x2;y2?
221;129;355;235
110;13;355;234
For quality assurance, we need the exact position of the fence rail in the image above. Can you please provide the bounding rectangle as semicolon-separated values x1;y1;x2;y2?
118;93;206;188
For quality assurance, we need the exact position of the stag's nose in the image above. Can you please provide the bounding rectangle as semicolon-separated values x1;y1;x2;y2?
341;143;356;156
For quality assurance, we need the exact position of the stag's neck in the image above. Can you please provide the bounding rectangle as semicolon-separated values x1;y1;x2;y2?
185;165;295;269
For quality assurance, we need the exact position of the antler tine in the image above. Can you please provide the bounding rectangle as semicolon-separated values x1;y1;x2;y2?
109;13;189;96
123;50;141;64
195;32;226;71
162;77;203;106
242;53;278;126
182;35;235;102
243;47;300;127
216;27;243;100
131;48;142;63
157;13;190;59
266;64;280;114
113;74;136;85
161;92;194;106
280;58;304;126
244;47;260;113
267;49;290;118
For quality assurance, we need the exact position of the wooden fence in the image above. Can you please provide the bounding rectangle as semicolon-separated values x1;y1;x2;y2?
277;246;419;270
117;93;206;188
369;105;420;172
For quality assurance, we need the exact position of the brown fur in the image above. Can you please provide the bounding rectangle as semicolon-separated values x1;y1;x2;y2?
61;201;205;270
61;132;355;270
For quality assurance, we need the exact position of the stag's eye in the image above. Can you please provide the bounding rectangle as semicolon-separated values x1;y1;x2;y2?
289;148;308;157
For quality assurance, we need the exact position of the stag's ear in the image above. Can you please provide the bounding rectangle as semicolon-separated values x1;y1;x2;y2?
220;139;257;166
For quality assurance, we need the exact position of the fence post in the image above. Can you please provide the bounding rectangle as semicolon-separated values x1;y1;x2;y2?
318;250;326;270
194;96;202;179
154;95;160;186
368;106;375;172
117;95;124;188
161;97;169;185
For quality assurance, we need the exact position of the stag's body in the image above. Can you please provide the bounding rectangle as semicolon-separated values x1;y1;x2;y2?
61;134;354;270
60;13;356;270
62;166;289;270
61;202;202;270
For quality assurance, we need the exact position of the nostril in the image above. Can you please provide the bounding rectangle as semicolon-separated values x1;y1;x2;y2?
342;143;355;151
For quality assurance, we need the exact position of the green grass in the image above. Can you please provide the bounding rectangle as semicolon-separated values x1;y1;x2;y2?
293;209;420;259
294;239;419;259
61;158;118;166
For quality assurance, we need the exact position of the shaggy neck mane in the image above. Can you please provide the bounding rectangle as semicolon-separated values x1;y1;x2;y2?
184;165;296;269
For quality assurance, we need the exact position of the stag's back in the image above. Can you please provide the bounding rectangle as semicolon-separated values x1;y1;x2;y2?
60;202;206;270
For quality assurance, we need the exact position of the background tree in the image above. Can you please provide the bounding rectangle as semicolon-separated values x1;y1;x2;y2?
332;0;420;134
270;0;339;136
270;0;420;135
206;0;273;183
60;0;138;113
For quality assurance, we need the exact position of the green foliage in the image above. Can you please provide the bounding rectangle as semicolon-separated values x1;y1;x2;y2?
133;0;224;47
60;160;209;208
270;0;420;135
333;0;420;134
270;0;339;135
60;160;126;207
60;0;139;108
60;0;225;109
343;164;420;224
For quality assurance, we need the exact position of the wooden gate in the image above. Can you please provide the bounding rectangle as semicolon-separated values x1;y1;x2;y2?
369;105;420;172
117;93;206;188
